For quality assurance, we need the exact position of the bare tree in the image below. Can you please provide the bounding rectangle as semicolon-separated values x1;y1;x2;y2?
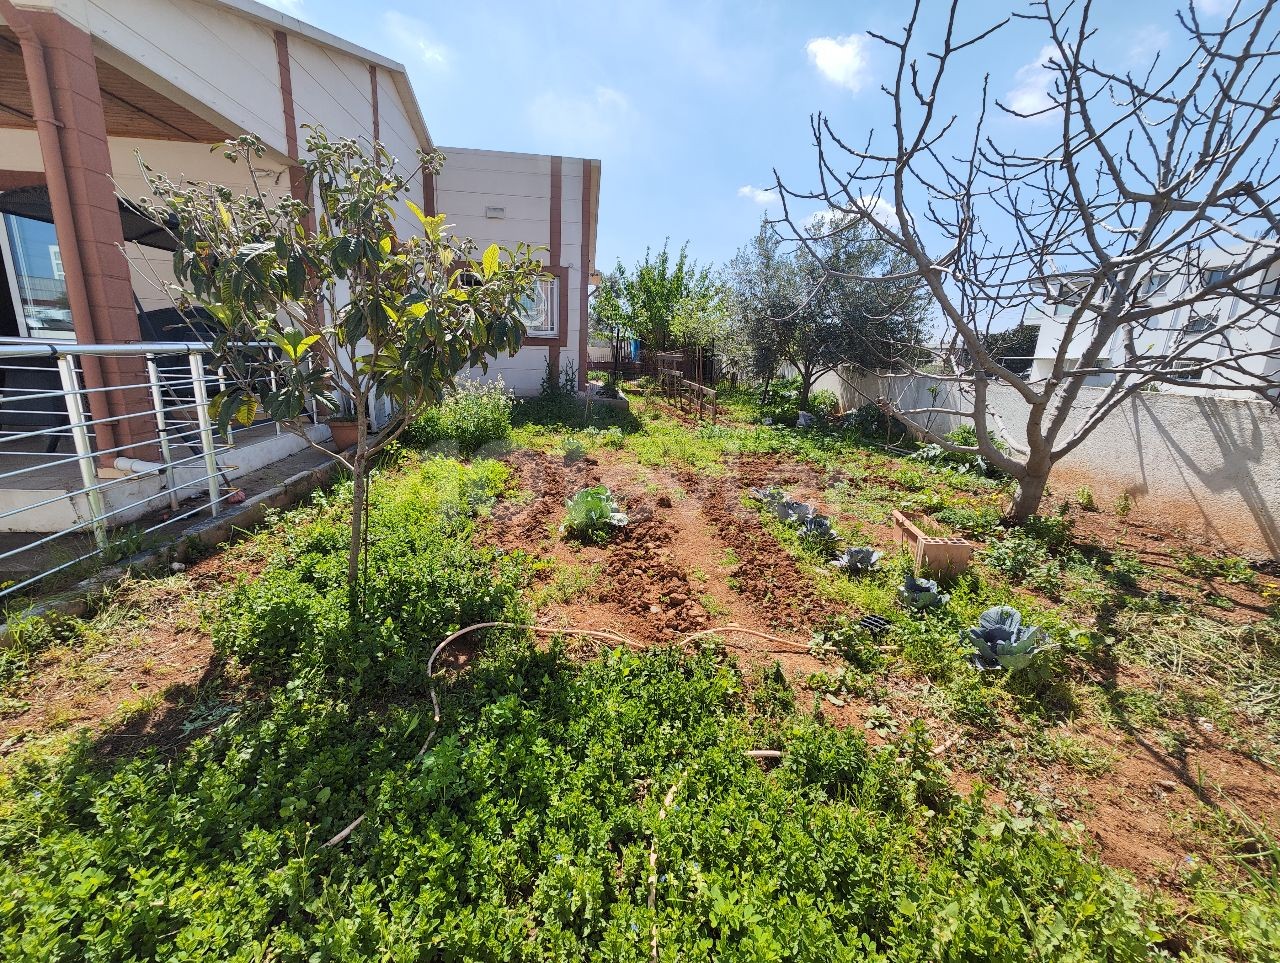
775;0;1280;521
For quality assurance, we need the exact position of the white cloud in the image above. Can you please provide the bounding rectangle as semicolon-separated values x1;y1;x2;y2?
258;0;304;15
805;34;871;93
737;184;778;206
856;195;897;224
804;197;898;233
1195;0;1234;15
526;86;633;154
1127;27;1170;65
383;12;450;69
1005;44;1059;117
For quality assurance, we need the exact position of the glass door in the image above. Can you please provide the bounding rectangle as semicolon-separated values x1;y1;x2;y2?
0;213;75;341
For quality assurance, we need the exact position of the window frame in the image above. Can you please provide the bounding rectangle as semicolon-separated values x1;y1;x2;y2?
520;277;558;337
0;213;76;341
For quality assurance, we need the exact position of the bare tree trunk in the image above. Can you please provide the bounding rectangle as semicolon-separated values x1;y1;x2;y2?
347;403;368;622
1006;471;1049;524
797;366;814;412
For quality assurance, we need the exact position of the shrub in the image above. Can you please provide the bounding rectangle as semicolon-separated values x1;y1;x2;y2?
215;458;522;693
540;356;578;396
1075;485;1097;511
932;503;1003;538
981;529;1061;591
0;642;1170;961
808;388;840;419
1177;552;1257;585
1021;513;1074;554
846;402;908;441
403;377;514;456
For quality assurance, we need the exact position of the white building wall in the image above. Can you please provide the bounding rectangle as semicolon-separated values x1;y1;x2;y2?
816;367;1280;557
1029;254;1280;393
5;1;597;400
437;147;589;396
436;148;553;253
83;0;290;153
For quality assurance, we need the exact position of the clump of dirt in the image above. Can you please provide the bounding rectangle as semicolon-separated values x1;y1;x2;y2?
486;450;588;549
601;518;709;634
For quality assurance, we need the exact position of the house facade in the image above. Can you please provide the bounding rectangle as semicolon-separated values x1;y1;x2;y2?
0;0;598;542
437;147;599;396
1025;250;1280;394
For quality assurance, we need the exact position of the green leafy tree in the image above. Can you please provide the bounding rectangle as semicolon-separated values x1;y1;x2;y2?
982;323;1040;377
724;221;801;398
727;217;929;409
593;241;725;349
144;130;545;613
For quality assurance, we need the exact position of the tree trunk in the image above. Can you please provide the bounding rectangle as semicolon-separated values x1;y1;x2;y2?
347;455;365;622
347;402;369;623
797;370;813;412
1006;470;1049;524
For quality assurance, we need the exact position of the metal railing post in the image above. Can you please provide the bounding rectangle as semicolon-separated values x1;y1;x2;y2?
55;353;109;549
146;354;180;511
188;349;221;516
267;356;281;436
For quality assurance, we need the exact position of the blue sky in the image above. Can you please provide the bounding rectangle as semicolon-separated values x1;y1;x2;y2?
261;0;1228;272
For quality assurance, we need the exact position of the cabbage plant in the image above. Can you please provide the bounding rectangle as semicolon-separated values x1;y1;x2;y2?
966;606;1046;672
561;486;628;543
779;500;818;523
832;547;882;574
899;573;948;610
749;487;786;510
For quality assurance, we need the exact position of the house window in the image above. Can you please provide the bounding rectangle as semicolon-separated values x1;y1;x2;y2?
1204;266;1233;288
1049;279;1086;317
1170;359;1207;382
1258;272;1280;297
1140;273;1171;298
0;213;74;340
1184;312;1214;334
520;278;557;336
456;273;558;336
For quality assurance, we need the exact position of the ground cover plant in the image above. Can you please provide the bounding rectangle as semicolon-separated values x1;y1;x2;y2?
1;382;1278;961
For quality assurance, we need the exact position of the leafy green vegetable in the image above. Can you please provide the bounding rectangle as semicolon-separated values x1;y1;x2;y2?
832;546;883;574
967;605;1048;673
899;573;949;610
560;486;628;543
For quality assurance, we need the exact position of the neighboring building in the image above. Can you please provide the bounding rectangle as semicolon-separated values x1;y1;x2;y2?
1025;250;1280;393
0;0;599;541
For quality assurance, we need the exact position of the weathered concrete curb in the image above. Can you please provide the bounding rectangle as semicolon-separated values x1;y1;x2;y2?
0;454;345;645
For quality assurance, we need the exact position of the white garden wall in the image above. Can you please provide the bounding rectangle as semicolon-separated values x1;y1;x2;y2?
816;368;1280;558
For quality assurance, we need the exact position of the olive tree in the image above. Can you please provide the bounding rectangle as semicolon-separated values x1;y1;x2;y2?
727;217;930;409
776;0;1280;521
144;130;545;612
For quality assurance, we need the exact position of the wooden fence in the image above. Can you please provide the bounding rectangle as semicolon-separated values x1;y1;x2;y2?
657;366;717;422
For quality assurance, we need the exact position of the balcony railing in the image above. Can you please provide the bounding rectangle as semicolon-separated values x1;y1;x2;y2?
0;339;309;603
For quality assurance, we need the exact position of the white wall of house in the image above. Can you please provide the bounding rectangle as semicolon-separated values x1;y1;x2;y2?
108;138;292;313
436;147;596;396
1028;251;1280;394
4;0;598;398
818;366;1280;557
